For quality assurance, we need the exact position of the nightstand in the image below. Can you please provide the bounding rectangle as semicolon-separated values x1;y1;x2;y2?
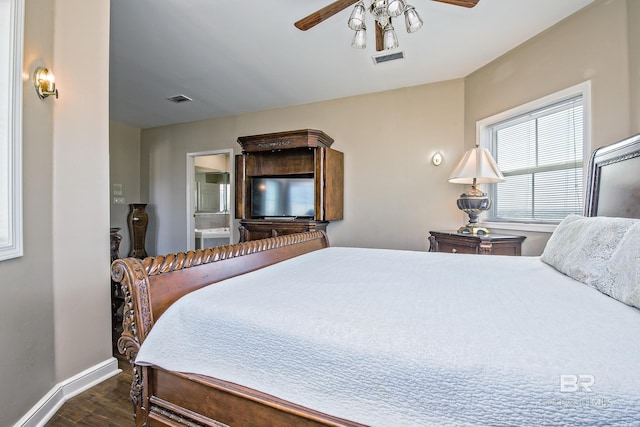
428;230;526;256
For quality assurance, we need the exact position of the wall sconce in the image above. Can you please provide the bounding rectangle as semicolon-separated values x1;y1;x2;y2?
33;67;59;99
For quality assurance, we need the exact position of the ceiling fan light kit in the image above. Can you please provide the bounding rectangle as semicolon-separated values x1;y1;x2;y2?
294;0;478;53
348;0;422;50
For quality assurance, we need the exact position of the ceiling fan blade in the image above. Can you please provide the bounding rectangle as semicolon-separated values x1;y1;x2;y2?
431;0;479;8
375;22;384;51
294;0;359;31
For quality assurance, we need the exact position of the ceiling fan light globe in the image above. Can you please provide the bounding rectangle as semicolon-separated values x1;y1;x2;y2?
404;5;423;33
387;0;407;18
371;0;390;27
383;24;399;50
351;26;367;49
348;2;366;31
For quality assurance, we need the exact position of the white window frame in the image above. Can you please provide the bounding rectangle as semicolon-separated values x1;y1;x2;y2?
0;0;24;261
476;82;592;233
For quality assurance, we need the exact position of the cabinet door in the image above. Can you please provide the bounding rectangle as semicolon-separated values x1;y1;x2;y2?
235;154;247;219
320;148;344;221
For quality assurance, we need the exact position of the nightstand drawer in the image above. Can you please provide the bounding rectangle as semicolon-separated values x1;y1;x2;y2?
435;241;479;254
428;230;526;256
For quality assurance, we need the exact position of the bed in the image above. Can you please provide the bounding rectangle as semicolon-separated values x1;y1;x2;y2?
111;134;640;427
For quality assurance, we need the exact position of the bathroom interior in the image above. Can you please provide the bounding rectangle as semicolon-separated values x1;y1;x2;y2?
194;153;231;248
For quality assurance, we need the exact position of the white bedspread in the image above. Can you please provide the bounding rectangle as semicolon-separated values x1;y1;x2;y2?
136;247;640;426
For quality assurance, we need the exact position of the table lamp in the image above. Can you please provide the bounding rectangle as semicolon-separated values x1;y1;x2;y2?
448;147;505;235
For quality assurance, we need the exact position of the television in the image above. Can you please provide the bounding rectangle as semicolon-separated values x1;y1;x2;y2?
251;177;315;218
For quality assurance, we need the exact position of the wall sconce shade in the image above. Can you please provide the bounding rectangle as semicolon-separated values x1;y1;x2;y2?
431;152;443;166
33;67;59;99
448;147;505;235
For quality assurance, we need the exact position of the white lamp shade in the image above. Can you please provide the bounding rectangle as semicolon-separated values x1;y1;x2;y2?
448;147;505;184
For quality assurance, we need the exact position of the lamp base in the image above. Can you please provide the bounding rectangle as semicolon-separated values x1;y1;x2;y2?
457;223;490;235
456;186;491;236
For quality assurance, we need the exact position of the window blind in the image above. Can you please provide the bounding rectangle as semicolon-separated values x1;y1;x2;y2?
487;96;583;223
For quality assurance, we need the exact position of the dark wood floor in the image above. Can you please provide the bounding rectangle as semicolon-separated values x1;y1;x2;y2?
45;355;135;426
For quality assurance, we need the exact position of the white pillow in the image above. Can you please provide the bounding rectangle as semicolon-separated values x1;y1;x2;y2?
600;221;640;309
541;214;640;308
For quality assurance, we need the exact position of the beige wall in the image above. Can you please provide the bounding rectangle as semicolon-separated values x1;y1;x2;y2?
52;0;112;384
629;0;640;134
465;0;634;255
466;0;631;151
141;79;466;254
110;120;141;257
1;0;112;425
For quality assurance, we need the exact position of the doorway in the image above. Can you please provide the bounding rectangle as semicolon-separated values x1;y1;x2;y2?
186;149;233;251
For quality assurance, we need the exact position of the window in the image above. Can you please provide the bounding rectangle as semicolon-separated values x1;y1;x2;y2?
477;83;590;231
0;0;23;261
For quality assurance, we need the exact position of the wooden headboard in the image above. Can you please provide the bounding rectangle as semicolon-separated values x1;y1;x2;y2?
585;133;640;218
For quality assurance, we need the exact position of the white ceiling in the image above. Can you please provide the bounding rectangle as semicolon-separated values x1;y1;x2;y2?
109;0;595;129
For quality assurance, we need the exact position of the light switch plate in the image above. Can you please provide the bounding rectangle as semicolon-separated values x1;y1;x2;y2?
113;184;123;196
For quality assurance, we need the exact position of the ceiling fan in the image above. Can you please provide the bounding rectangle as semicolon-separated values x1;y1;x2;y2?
295;0;479;51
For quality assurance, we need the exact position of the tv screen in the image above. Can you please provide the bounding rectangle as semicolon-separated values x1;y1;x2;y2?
251;177;315;218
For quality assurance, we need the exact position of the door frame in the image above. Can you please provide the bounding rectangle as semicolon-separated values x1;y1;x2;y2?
186;149;234;251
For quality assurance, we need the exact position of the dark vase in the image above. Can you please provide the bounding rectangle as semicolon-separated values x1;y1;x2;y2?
110;227;122;262
127;203;148;258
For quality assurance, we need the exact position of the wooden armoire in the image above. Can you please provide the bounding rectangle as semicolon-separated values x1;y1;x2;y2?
235;129;343;242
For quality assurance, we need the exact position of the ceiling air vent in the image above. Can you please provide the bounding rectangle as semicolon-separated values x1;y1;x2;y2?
372;51;405;65
166;94;193;103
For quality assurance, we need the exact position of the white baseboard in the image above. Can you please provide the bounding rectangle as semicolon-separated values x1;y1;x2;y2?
15;357;121;427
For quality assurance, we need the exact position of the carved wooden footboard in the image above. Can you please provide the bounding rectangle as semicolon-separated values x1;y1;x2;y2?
110;231;365;427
